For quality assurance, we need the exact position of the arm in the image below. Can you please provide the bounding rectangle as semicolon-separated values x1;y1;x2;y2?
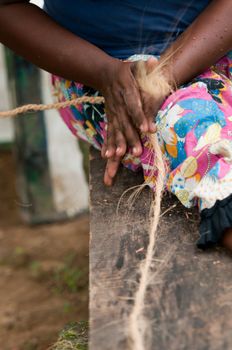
160;0;232;87
0;1;157;185
0;0;117;90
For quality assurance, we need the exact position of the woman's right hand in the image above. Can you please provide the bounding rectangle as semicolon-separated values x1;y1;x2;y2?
98;58;159;186
98;58;159;185
99;59;151;157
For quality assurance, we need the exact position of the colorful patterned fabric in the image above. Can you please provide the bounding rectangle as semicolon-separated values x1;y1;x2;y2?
52;52;232;213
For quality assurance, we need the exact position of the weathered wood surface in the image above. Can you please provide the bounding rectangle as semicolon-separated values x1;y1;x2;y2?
89;147;232;350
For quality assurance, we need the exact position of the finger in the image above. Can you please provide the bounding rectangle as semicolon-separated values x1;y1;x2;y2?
104;157;121;186
145;105;158;133
101;141;107;159
106;157;121;179
114;107;143;156
141;91;158;133
105;103;127;158
147;98;163;133
114;127;127;157
106;99;140;158
105;121;116;158
122;120;143;156
122;86;149;133
148;118;157;133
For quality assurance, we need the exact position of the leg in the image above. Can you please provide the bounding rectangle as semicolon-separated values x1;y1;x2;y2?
141;54;232;249
222;228;232;250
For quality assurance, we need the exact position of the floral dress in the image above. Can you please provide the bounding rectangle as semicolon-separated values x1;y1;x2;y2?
52;52;232;248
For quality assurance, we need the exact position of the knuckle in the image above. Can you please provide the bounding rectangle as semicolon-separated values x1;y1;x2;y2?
107;133;115;147
125;128;139;146
115;129;123;140
116;138;126;151
126;98;139;114
119;121;127;134
128;104;144;124
145;107;155;120
107;129;114;139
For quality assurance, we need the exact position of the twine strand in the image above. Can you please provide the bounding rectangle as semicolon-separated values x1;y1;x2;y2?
0;95;105;118
128;133;166;349
127;60;170;349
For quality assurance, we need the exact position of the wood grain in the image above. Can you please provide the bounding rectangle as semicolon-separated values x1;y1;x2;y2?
89;147;232;350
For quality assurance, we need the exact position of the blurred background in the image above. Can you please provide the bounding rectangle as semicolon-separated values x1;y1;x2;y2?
0;1;89;349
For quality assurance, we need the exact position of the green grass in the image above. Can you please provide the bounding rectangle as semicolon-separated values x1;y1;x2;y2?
0;246;31;268
50;321;88;350
53;253;88;294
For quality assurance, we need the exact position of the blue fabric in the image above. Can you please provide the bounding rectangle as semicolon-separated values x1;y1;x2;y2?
44;0;211;59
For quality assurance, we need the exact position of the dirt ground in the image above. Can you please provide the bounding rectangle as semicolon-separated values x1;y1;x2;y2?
0;151;89;350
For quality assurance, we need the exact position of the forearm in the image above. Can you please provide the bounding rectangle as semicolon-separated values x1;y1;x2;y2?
0;2;116;90
160;0;232;87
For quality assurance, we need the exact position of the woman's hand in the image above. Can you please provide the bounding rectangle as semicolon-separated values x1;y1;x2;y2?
100;58;162;186
99;59;157;153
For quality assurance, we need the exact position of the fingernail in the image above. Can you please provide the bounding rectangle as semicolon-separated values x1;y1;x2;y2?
133;147;138;155
151;123;156;131
140;124;147;133
105;150;110;157
116;147;121;155
140;125;145;132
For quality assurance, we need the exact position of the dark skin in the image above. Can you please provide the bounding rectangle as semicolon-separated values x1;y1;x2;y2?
1;0;232;249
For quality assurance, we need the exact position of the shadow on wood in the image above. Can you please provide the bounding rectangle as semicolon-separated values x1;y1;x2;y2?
89;147;232;350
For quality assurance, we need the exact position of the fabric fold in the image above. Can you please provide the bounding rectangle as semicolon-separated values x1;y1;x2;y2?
198;194;232;249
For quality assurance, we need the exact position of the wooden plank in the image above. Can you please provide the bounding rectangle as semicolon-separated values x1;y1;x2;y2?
89;147;232;350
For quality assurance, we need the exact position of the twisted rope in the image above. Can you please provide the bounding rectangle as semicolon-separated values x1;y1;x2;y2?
128;133;166;349
0;95;105;118
127;61;170;349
